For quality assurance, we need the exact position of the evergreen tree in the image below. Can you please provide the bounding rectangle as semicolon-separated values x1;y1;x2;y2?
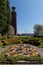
0;0;11;36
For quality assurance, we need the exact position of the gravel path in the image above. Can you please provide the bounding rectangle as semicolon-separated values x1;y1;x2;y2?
0;46;11;54
32;45;43;57
37;48;43;57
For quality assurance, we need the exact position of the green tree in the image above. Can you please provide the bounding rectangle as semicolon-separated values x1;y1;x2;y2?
0;0;11;36
34;24;43;35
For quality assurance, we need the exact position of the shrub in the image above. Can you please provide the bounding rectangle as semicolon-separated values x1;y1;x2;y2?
9;38;21;44
0;54;5;61
15;55;25;61
6;56;15;63
0;36;7;40
7;35;13;39
0;37;21;45
1;40;7;47
23;37;40;46
0;41;3;47
24;57;31;61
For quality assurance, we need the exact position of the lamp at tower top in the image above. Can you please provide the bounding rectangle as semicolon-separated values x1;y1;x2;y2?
12;7;16;12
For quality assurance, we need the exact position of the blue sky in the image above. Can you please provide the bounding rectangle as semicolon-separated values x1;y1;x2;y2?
10;0;43;34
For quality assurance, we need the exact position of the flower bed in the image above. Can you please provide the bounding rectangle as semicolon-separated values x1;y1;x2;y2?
4;44;41;62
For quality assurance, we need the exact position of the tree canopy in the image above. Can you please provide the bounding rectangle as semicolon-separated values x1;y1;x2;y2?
0;0;11;36
34;24;43;35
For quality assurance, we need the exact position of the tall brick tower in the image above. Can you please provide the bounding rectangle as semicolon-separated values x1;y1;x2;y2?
11;7;17;35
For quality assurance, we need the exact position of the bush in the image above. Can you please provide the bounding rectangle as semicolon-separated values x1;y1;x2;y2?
23;37;40;46
24;57;31;61
15;55;25;61
6;56;15;63
40;43;43;48
1;40;7;47
23;56;41;61
9;38;21;44
0;36;7;40
0;54;5;61
7;35;13;39
0;37;21;45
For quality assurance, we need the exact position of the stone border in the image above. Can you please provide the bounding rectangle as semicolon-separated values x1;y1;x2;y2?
0;60;43;64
